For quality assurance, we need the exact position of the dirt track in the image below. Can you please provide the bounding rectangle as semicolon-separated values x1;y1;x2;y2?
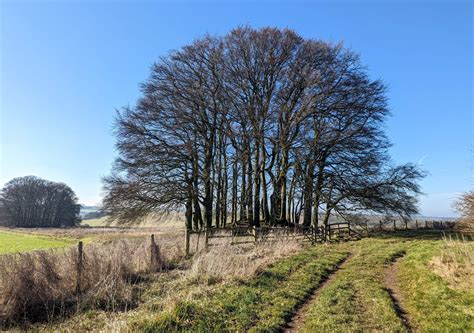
384;256;413;332
283;254;353;333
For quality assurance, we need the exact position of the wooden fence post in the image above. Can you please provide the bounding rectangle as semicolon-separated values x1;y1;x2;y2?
425;220;428;229
150;234;162;272
253;226;258;244
379;220;383;232
393;220;396;231
204;228;209;250
405;219;408;230
184;229;190;258
75;241;83;295
415;220;418;229
150;234;155;269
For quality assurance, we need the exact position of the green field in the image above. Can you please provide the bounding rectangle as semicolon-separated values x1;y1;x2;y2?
0;231;75;255
80;216;110;227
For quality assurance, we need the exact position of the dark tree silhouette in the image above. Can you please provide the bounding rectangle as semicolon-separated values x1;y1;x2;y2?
0;176;80;228
103;27;424;234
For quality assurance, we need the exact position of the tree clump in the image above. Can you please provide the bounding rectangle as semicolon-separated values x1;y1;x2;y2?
104;26;424;231
0;176;80;228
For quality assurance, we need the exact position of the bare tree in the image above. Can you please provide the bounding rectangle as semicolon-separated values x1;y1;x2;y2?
103;27;425;237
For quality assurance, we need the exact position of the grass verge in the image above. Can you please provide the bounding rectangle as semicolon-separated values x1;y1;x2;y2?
397;239;474;332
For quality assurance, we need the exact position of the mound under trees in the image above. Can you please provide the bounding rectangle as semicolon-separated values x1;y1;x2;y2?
104;27;424;232
0;176;80;228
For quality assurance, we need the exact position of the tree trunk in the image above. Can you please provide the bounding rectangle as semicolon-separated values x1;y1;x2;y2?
322;205;332;241
280;146;289;222
203;136;214;228
302;161;315;226
222;146;228;227
215;142;222;228
253;140;261;227
192;154;203;230
246;142;254;224
312;162;325;228
231;157;238;224
240;156;247;221
261;170;270;224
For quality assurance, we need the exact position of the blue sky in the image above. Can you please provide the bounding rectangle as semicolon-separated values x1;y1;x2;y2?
1;0;472;217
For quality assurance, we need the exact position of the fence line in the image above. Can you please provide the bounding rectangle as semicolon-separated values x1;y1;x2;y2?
183;219;455;256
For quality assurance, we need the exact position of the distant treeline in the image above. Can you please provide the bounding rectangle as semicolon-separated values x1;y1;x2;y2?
0;176;80;228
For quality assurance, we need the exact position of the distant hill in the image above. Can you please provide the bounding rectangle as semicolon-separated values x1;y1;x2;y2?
80;212;184;228
79;205;102;218
80;204;100;211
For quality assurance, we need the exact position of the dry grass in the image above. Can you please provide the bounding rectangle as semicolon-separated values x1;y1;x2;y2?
189;236;303;281
0;233;184;329
430;235;474;291
100;236;306;332
12;234;303;331
0;226;306;331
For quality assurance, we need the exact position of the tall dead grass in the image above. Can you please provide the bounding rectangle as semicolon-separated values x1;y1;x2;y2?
0;235;180;328
116;235;305;331
189;235;303;281
0;229;306;330
430;235;474;291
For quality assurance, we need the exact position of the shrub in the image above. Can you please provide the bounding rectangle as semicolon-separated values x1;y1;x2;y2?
454;191;474;235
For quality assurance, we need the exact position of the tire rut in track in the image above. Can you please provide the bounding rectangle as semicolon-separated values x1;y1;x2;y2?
283;253;353;333
384;255;414;332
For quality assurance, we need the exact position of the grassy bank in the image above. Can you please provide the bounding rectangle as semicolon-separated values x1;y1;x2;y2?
397;238;474;331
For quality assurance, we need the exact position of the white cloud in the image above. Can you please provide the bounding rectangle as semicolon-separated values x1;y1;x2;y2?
416;154;429;166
